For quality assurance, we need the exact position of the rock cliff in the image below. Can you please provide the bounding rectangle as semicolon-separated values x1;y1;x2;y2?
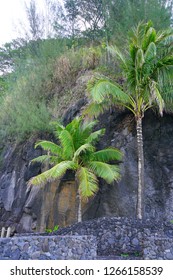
1;103;173;233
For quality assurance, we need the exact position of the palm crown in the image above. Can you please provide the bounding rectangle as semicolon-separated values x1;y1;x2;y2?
29;117;122;216
87;21;173;117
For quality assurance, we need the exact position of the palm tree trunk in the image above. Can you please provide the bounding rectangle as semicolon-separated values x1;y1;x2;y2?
136;117;144;220
77;189;82;223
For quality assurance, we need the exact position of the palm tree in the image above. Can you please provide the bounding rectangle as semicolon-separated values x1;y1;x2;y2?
28;117;122;222
86;21;173;219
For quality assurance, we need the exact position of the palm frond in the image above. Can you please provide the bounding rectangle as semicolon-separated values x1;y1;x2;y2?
50;122;65;139
93;148;123;162
156;28;173;43
35;140;62;155
142;27;156;50
90;79;131;104
89;161;121;184
66;117;81;135
28;161;77;186
73;143;95;163
31;155;59;164
149;80;165;115
84;101;111;118
86;129;105;144
77;167;98;198
59;129;75;160
81;119;98;133
144;42;156;62
136;49;145;69
107;45;127;68
70;119;98;150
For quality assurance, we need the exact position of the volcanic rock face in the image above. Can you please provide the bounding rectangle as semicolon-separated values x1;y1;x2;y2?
1;107;173;233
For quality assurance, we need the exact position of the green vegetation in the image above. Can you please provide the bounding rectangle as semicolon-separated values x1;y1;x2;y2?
0;39;105;142
86;21;173;219
28;117;122;222
0;0;172;143
45;225;59;233
0;1;173;223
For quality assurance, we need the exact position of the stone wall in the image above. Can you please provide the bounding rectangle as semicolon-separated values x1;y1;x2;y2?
143;237;173;260
0;235;97;260
1;217;173;260
53;217;173;260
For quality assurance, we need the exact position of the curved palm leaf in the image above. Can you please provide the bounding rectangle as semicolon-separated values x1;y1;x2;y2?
59;129;75;160
90;79;130;104
73;143;95;163
77;167;98;198
86;129;105;144
93;148;123;162
50;122;65;139
31;155;60;165
155;28;173;43
35;140;62;155
107;45;127;68
81;119;98;131
84;101;111;118
66;117;81;135
149;80;165;115
89;161;121;184
28;161;77;186
144;42;156;62
72;119;98;149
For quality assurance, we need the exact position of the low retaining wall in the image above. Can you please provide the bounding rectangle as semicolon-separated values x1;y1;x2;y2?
1;217;173;260
53;217;173;259
0;235;97;260
143;237;173;260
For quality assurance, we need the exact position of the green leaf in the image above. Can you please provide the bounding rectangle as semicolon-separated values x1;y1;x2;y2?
90;79;131;104
149;80;165;115
89;161;121;184
77;167;98;198
35;140;62;155
135;49;145;68
73;143;95;162
59;129;75;160
156;29;173;43
50;122;65;139
31;155;51;164
144;42;156;62
142;27;156;49
107;45;127;68
86;129;105;144
83;101;110;118
93;148;123;162
66;117;81;135
31;155;60;165
28;161;77;186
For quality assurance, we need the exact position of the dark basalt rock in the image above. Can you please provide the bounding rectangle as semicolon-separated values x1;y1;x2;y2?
1;104;173;233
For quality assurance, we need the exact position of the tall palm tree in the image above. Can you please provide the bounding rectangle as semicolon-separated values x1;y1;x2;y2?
86;21;173;219
28;117;122;222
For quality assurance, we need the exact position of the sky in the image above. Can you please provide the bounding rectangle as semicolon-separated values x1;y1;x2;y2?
0;0;27;46
0;0;62;47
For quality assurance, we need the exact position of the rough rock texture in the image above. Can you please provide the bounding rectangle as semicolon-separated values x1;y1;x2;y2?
0;235;96;260
1;105;173;233
51;216;173;259
2;217;172;260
